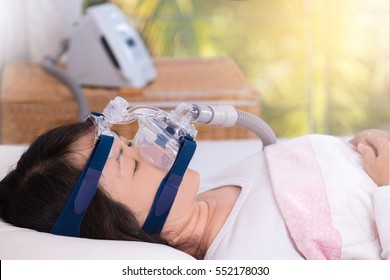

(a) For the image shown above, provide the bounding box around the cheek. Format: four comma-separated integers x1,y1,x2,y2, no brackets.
100,163,128,194
99,175,130,206
133,169,166,197
128,169,167,221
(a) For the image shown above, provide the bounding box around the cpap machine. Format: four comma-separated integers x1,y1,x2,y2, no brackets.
64,3,157,89
42,3,157,119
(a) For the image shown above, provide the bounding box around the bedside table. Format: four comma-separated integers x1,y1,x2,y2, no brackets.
0,57,260,144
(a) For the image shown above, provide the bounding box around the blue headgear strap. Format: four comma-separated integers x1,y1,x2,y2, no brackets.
142,135,196,235
50,134,114,237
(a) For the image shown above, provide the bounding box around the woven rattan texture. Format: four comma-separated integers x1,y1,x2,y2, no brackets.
1,57,260,144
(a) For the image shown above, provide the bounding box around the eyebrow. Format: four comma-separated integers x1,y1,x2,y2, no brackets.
115,146,123,174
117,146,123,159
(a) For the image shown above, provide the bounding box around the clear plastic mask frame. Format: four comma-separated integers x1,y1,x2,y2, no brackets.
97,96,198,171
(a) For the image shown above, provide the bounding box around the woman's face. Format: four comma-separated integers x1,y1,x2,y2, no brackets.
76,133,200,230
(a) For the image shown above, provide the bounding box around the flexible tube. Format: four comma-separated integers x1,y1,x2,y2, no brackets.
235,109,277,146
192,104,277,147
41,40,90,121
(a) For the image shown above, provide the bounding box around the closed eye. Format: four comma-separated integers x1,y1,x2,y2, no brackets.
117,147,123,163
134,160,139,172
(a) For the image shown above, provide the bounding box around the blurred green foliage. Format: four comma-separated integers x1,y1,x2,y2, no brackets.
87,0,389,137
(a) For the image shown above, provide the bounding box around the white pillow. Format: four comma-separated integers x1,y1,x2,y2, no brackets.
0,145,26,179
0,219,193,259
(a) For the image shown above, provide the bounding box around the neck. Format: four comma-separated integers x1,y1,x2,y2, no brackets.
162,185,240,259
164,200,216,259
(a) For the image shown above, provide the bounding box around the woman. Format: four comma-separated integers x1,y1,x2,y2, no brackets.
0,116,388,260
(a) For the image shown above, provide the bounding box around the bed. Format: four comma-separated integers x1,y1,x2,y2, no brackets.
0,139,263,259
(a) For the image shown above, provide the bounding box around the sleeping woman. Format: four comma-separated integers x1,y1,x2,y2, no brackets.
0,113,388,260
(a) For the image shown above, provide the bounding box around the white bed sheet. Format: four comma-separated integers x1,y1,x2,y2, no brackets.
0,139,263,259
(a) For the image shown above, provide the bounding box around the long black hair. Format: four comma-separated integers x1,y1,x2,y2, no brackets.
0,121,167,245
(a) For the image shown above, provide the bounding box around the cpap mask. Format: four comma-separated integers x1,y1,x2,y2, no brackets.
51,96,276,237
100,96,198,171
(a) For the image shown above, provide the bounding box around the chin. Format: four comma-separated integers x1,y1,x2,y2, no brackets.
178,169,200,198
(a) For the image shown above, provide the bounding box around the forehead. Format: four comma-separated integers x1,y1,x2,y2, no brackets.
74,131,126,158
74,131,95,150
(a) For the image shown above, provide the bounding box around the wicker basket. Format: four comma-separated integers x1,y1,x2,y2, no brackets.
1,57,260,144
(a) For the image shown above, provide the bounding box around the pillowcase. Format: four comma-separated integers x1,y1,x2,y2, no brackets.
0,218,193,259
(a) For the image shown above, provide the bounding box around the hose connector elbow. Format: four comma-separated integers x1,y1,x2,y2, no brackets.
193,104,238,127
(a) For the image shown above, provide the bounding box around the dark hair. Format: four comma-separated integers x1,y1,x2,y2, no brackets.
0,121,167,245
